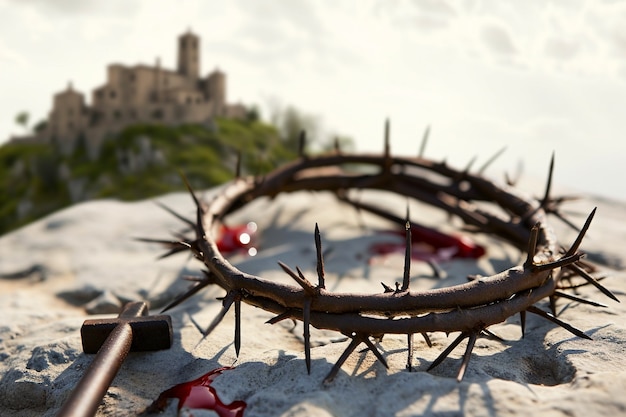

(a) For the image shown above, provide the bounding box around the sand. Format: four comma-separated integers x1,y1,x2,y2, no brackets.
1,184,625,417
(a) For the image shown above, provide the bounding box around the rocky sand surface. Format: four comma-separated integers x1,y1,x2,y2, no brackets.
1,185,625,417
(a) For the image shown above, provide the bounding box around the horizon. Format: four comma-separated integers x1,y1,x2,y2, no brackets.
2,1,625,201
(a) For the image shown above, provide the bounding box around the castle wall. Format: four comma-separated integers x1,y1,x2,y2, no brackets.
30,31,245,160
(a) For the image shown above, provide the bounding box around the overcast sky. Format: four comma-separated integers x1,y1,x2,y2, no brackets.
2,0,626,201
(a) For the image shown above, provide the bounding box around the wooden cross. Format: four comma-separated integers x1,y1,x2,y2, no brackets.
56,301,172,417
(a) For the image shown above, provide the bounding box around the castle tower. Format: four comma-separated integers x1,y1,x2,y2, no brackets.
177,30,200,80
207,68,226,113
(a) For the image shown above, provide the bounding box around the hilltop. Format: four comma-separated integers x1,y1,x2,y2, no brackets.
0,118,298,235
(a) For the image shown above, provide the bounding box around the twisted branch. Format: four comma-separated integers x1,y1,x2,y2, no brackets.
151,137,618,383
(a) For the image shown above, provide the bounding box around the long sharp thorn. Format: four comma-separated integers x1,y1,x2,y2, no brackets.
278,262,316,296
234,297,241,357
526,306,592,340
180,172,208,239
533,253,582,272
457,332,478,382
421,332,433,347
303,298,312,374
540,152,555,208
265,310,293,325
161,278,213,313
407,334,414,371
427,332,467,371
567,263,620,302
384,118,390,160
314,223,326,289
323,336,362,384
565,208,596,256
402,207,411,291
554,291,608,308
296,266,318,296
418,125,430,158
520,310,526,338
203,291,236,337
550,295,557,316
363,337,389,369
478,146,507,175
464,156,477,174
481,328,504,342
554,211,582,233
526,223,539,265
154,201,195,227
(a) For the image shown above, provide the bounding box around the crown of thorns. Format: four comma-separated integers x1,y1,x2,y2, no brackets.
144,124,618,384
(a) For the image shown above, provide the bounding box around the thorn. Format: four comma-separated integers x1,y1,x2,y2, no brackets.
381,282,394,293
161,275,214,313
567,263,620,303
265,310,294,325
234,297,241,356
154,201,195,227
565,208,596,257
180,172,208,240
457,332,478,382
526,305,592,340
481,328,505,342
421,332,433,347
526,223,539,266
549,295,557,316
402,208,411,291
533,253,582,272
277,262,317,296
303,298,312,375
427,332,467,372
540,152,555,209
418,125,430,158
323,335,362,384
520,310,526,338
554,291,608,308
314,223,326,289
406,333,414,371
384,118,390,160
463,156,477,174
363,337,389,369
203,291,236,338
477,146,506,175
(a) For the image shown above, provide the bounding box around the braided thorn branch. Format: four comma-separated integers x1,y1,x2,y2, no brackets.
151,145,617,383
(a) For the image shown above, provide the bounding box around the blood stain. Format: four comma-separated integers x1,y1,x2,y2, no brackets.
149,367,246,416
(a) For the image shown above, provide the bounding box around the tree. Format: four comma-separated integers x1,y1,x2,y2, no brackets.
15,111,30,134
267,100,319,152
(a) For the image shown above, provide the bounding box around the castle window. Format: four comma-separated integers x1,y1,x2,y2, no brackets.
110,90,116,99
152,109,164,119
186,96,192,104
114,110,122,120
129,73,135,82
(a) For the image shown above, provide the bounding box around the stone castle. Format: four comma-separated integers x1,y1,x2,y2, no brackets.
13,30,246,159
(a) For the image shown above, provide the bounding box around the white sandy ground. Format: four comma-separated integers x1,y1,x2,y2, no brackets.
1,180,625,417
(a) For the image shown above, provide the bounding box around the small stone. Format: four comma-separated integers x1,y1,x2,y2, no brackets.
0,369,48,409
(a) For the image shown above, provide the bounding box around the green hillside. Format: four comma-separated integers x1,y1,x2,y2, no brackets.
0,118,298,235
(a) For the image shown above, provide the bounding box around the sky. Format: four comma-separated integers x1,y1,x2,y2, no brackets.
2,0,626,201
